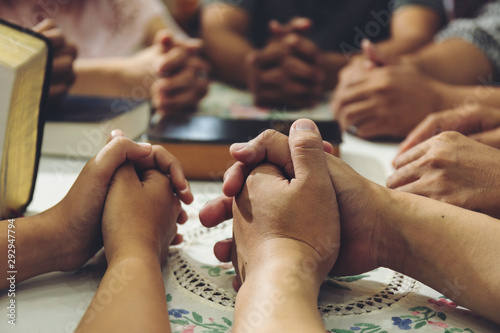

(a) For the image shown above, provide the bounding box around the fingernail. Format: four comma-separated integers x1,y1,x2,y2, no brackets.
231,142,248,152
111,129,124,138
293,119,316,131
139,142,152,150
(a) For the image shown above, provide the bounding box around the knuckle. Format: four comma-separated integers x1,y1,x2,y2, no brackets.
292,134,322,151
436,130,461,142
110,136,130,148
259,128,283,143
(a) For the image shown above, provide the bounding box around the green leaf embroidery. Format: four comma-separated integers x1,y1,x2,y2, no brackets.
409,306,432,312
201,265,223,277
331,329,354,333
437,312,447,321
171,319,189,325
414,321,427,329
333,274,370,282
193,312,203,323
325,280,351,291
166,294,173,302
222,317,232,326
354,323,378,328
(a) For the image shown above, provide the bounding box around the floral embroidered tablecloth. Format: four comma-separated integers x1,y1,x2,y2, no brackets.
162,85,500,333
3,84,498,333
164,215,500,333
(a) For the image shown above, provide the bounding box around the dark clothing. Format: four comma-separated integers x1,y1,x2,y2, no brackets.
217,0,397,52
212,0,463,53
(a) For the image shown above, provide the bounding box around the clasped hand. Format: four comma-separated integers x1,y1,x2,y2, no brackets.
247,18,325,109
200,119,390,291
49,130,193,271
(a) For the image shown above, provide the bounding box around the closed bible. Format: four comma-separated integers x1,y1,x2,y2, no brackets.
0,19,52,218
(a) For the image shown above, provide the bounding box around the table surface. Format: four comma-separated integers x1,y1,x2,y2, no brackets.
1,132,499,333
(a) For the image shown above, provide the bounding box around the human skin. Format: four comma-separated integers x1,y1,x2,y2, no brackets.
69,18,210,116
76,161,182,332
333,19,497,139
388,131,500,219
335,4,442,93
0,131,192,291
397,104,500,155
230,121,340,332
333,59,444,138
202,3,441,111
247,25,326,109
33,19,77,106
200,119,500,325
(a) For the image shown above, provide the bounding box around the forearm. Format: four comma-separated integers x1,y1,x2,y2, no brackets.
406,39,493,85
234,258,325,333
435,84,500,110
376,6,441,56
71,58,144,97
380,189,500,322
0,212,62,290
201,4,253,87
77,253,170,332
202,29,254,87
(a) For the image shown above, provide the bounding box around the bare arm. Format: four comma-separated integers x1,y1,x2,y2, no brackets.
204,120,500,324
235,258,325,333
376,5,442,56
407,39,493,85
77,159,183,332
76,255,171,333
1,214,64,290
201,3,253,87
70,16,167,97
380,189,500,321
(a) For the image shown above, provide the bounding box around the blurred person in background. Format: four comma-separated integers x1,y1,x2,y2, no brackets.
333,0,498,139
201,0,443,109
0,0,210,116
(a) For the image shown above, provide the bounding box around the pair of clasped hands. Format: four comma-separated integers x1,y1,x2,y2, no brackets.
247,18,326,109
32,18,209,115
8,120,500,331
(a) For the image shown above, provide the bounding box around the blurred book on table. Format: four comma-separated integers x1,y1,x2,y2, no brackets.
148,83,341,180
41,96,151,158
0,19,52,218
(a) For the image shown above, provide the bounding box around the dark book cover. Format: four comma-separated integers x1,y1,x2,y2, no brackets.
47,96,148,122
147,115,342,145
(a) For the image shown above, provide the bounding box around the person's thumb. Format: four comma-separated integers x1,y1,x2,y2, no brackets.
361,39,393,67
288,119,330,184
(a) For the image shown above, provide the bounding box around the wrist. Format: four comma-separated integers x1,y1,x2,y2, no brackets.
105,241,162,267
244,238,330,290
372,188,411,273
235,255,325,333
9,213,62,280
